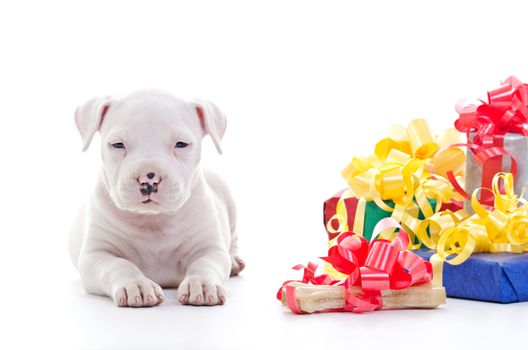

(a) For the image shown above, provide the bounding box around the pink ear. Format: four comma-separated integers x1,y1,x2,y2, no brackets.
195,105,206,129
74,96,112,151
194,99,227,154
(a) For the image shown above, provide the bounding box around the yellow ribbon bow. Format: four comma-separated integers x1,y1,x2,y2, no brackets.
330,119,465,241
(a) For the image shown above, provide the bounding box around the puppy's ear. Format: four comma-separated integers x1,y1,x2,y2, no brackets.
193,99,227,155
74,96,112,151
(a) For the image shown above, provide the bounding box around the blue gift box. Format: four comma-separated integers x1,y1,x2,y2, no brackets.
414,249,528,303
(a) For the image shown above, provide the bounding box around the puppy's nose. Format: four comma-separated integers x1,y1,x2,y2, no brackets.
138,172,162,196
138,172,161,185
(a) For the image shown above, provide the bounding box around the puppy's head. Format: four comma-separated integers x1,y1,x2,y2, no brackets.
75,90,226,214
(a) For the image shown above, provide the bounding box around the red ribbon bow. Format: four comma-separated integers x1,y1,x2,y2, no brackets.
278,218,433,313
455,76,528,137
453,76,526,204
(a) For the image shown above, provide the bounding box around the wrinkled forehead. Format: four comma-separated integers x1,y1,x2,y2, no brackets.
101,94,202,140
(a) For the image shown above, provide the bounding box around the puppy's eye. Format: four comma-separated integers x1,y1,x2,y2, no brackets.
111,142,126,149
175,141,189,149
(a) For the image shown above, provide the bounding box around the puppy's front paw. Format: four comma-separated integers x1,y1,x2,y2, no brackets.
111,277,165,308
177,276,225,306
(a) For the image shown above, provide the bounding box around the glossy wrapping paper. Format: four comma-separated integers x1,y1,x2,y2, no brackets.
415,249,528,303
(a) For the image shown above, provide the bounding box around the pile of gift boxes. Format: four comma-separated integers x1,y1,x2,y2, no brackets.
323,76,528,303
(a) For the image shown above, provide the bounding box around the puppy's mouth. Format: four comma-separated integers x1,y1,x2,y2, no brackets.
141,198,160,204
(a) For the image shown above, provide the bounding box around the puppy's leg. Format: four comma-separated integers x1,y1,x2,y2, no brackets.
177,248,230,306
229,236,245,277
203,169,245,277
223,185,245,276
79,251,165,307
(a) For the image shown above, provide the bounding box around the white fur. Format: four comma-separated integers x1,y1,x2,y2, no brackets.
69,90,242,307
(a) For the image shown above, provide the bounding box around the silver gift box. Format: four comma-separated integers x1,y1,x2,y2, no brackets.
464,132,528,211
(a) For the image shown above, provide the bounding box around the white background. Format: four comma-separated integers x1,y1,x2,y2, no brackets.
1,0,528,349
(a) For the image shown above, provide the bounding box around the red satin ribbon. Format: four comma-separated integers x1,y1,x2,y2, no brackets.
277,218,433,314
455,76,527,204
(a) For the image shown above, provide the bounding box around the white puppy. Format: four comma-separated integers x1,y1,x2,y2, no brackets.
69,90,244,307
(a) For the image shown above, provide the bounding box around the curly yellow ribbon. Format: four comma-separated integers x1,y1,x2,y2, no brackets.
330,119,465,244
425,173,528,264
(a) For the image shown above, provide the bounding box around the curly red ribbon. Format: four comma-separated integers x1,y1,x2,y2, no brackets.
277,218,433,313
454,76,527,204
